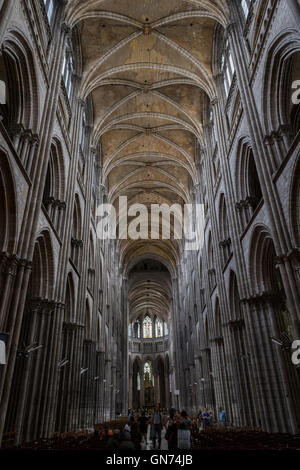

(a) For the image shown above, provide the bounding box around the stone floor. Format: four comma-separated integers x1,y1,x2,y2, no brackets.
140,425,168,450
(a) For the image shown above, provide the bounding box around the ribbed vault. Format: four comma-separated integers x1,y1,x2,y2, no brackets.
64,0,229,270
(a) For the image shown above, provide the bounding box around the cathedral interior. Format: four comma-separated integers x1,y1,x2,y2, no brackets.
0,0,299,447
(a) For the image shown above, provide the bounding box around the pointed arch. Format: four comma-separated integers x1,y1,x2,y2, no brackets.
28,230,55,300
229,271,241,321
0,149,17,253
218,193,231,267
290,155,300,247
263,29,300,142
1,28,39,137
65,272,75,323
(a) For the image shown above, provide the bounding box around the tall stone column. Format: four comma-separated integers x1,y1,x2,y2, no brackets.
226,19,300,329
140,372,144,408
128,372,133,410
110,365,116,419
104,359,111,421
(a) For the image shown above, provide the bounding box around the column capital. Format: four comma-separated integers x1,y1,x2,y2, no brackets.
61,22,71,37
77,98,86,109
226,22,236,38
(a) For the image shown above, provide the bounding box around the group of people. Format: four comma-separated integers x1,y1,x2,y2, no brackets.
127,407,193,450
102,406,227,451
197,407,227,429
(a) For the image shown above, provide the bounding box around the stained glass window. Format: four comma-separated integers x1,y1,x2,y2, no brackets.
143,315,152,338
221,40,235,97
62,40,74,99
155,318,163,338
133,319,141,338
137,372,140,391
43,0,54,23
241,0,251,19
144,361,153,384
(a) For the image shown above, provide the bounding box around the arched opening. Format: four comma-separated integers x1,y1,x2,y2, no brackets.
143,315,152,339
207,232,216,292
264,33,300,157
0,31,39,174
219,194,231,268
290,156,300,247
42,140,65,236
70,195,82,269
236,139,263,231
87,233,95,294
144,360,154,408
0,150,17,254
249,226,300,432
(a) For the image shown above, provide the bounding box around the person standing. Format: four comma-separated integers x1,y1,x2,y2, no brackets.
128,409,135,423
138,411,149,443
177,410,192,450
165,415,178,450
151,406,162,449
202,409,210,429
219,407,227,428
197,410,203,431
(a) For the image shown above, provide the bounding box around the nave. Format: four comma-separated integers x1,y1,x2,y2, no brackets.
0,0,299,449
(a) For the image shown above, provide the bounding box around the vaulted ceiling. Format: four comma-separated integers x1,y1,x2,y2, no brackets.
65,1,230,271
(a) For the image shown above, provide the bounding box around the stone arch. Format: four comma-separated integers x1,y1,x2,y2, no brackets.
249,225,296,338
43,139,65,204
0,29,39,175
235,137,263,229
27,230,55,300
229,270,241,321
0,149,17,253
64,272,75,323
87,231,95,293
249,225,277,294
248,225,300,431
42,138,66,233
263,29,300,144
290,155,300,247
218,193,231,267
70,194,83,268
85,298,92,339
207,231,216,292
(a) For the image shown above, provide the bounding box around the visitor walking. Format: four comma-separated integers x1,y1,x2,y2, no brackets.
151,406,163,449
202,409,210,429
165,415,178,450
138,411,149,443
177,410,192,450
